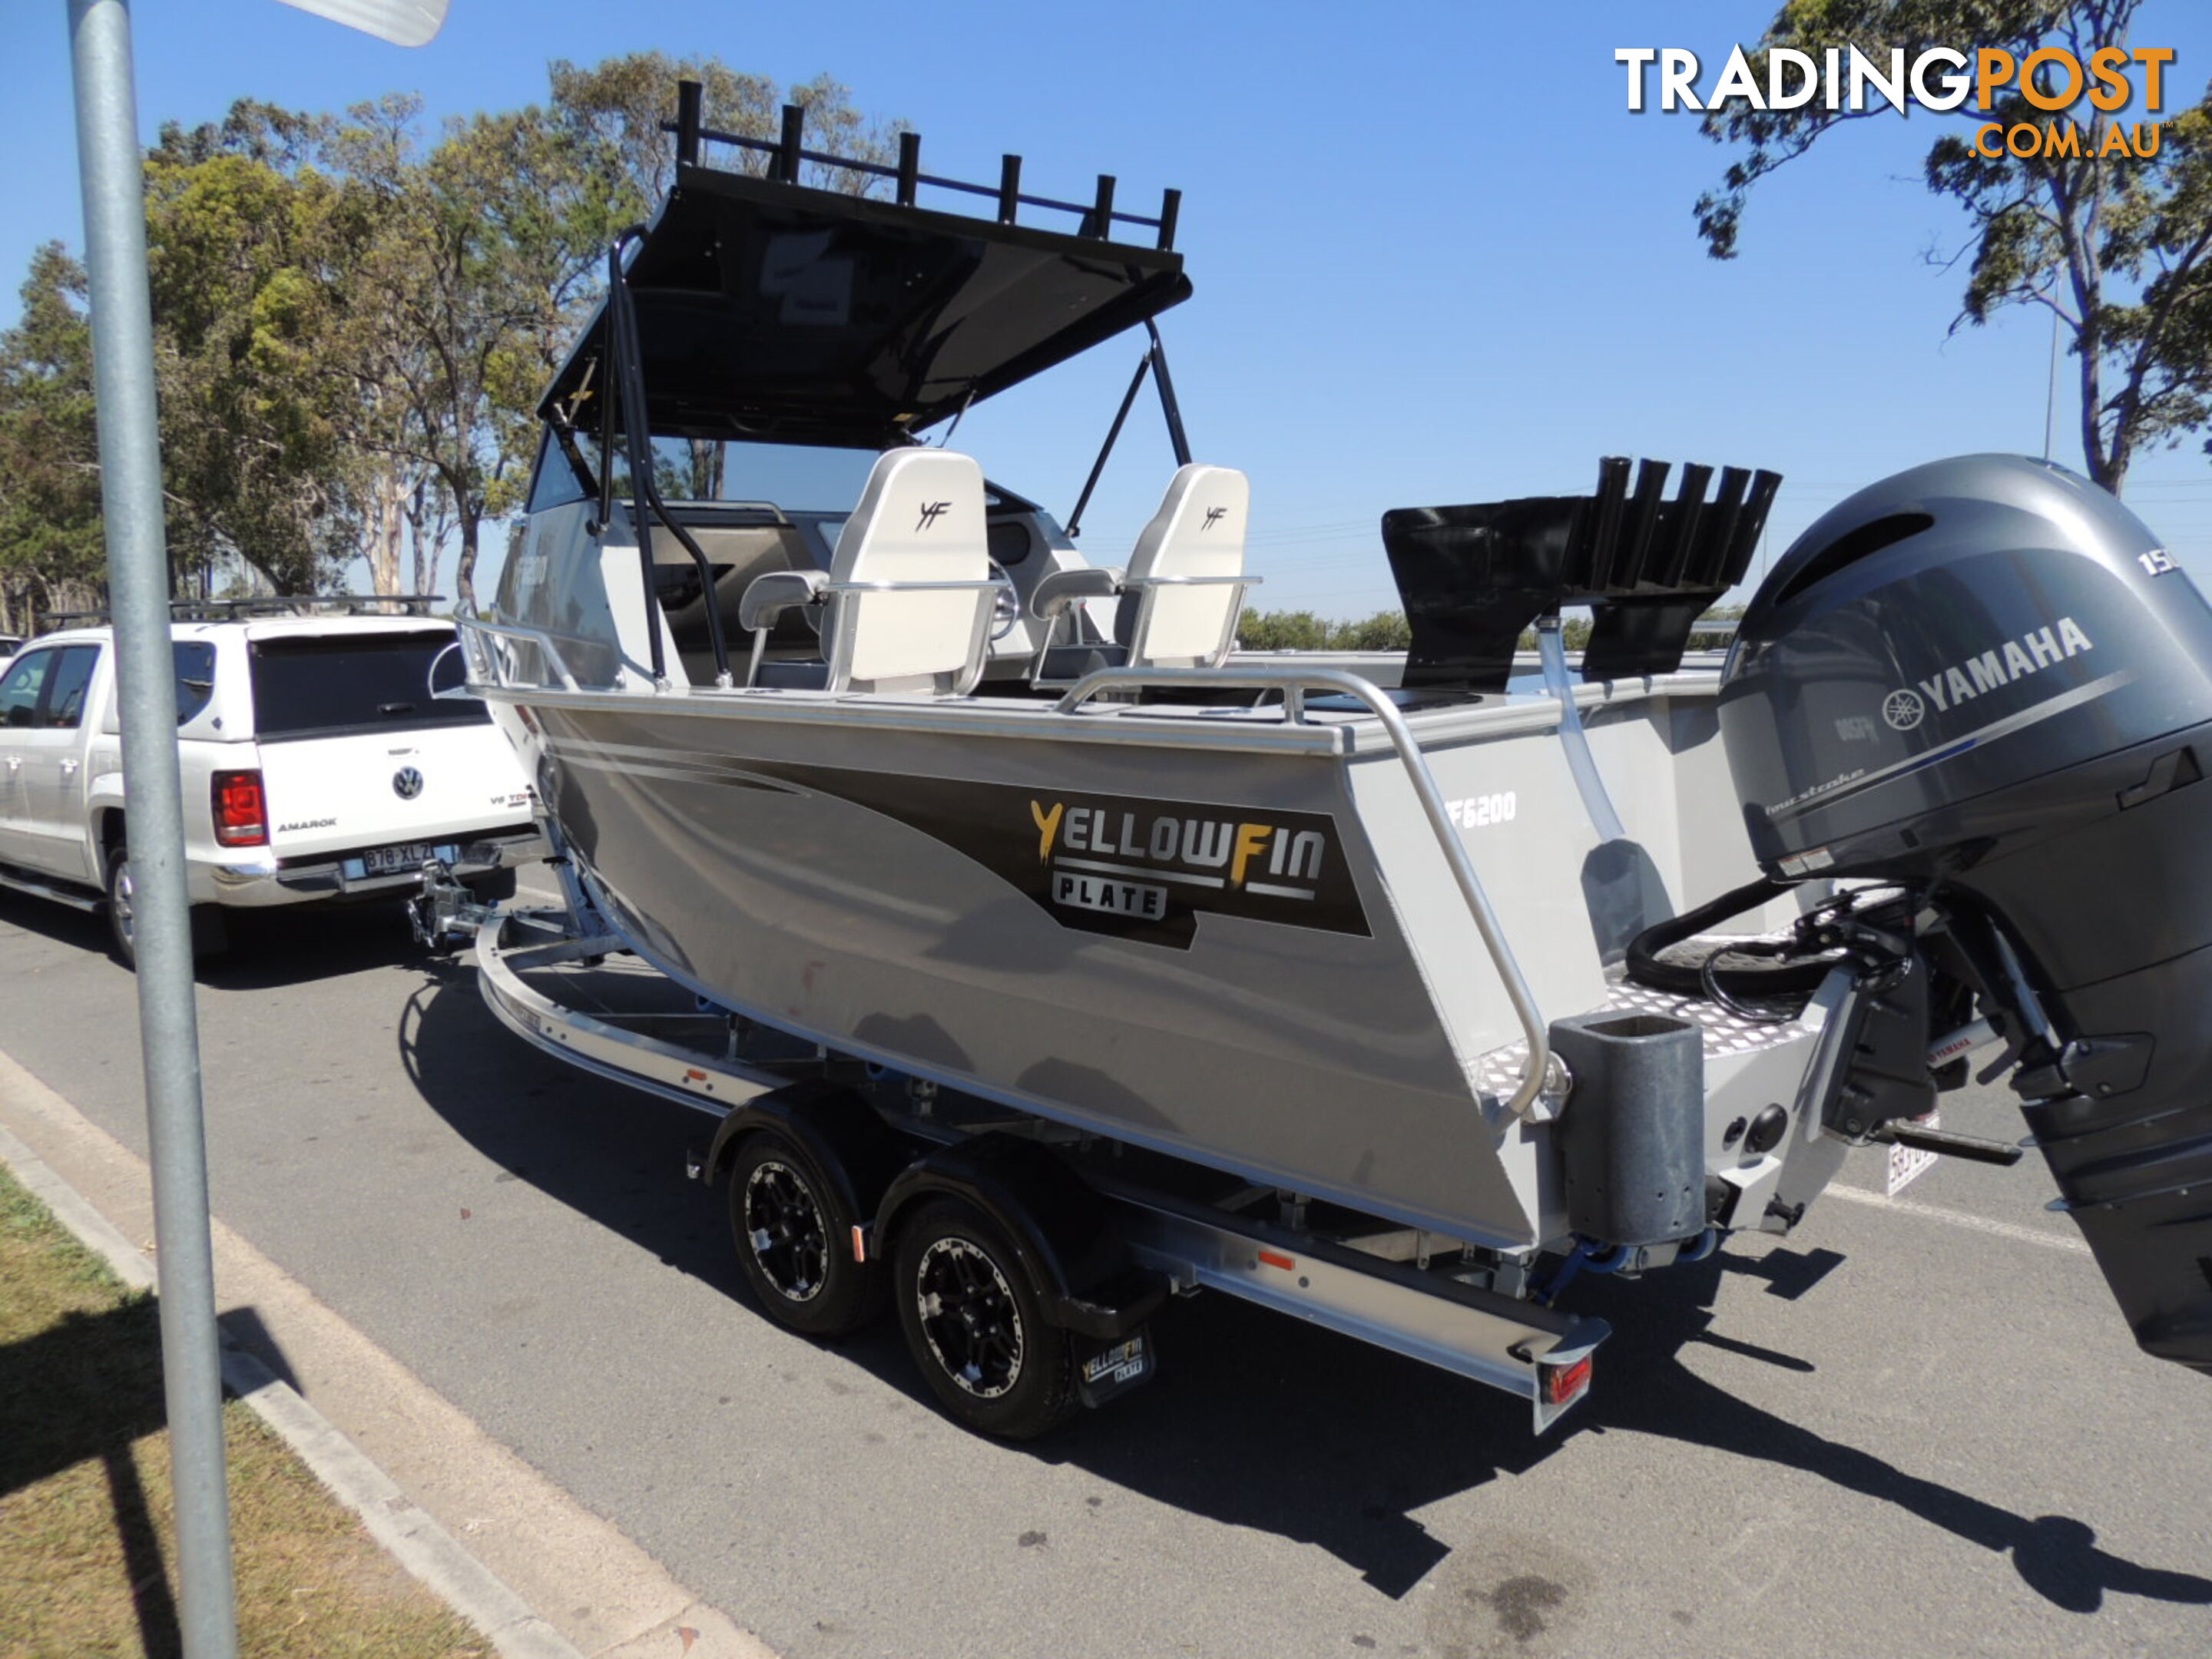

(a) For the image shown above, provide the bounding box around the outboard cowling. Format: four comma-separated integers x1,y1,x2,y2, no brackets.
1720,453,2212,1376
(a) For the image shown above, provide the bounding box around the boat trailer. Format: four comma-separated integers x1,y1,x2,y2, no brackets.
449,876,1610,1435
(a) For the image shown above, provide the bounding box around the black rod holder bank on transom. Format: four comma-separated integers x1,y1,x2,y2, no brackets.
1379,457,1781,693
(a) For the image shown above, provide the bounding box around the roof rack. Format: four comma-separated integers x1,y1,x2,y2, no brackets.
663,80,1181,249
44,595,446,626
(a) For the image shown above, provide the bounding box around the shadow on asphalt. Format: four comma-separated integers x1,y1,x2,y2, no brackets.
0,884,426,988
394,968,2212,1615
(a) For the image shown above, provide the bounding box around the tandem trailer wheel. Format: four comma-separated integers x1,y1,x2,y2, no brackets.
892,1197,1080,1440
726,1129,884,1339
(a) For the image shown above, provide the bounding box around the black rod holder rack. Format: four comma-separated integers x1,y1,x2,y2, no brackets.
664,80,1180,248
1380,455,1783,692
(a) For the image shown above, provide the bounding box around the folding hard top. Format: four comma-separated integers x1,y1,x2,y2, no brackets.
539,163,1191,448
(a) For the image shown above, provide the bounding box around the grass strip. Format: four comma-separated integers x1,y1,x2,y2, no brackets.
0,1161,488,1658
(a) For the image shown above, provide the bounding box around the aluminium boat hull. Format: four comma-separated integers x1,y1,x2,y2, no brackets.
488,676,1820,1250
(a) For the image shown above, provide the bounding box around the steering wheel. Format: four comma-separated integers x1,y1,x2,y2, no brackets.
988,560,1022,642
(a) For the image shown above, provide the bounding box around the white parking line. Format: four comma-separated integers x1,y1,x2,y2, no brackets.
1823,1181,2091,1255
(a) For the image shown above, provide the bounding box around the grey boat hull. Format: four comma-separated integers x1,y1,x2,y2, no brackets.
493,674,1827,1251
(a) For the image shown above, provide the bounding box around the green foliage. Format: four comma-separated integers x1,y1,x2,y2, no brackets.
0,55,894,621
548,53,902,217
1697,0,2212,492
1237,608,1413,651
144,137,366,594
0,246,105,633
1237,606,1740,654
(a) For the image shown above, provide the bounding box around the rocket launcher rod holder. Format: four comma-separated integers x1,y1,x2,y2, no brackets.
1380,456,1782,692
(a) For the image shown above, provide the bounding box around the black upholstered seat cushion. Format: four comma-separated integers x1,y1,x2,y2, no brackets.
753,658,832,690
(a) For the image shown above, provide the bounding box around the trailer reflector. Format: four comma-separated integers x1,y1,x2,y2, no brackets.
1257,1248,1296,1271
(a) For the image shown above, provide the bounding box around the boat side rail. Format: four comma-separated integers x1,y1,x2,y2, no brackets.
1055,664,1559,1118
457,615,589,694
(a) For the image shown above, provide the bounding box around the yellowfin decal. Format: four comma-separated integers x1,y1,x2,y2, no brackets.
1030,798,1065,863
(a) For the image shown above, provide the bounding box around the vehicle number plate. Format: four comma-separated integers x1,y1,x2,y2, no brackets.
361,842,450,876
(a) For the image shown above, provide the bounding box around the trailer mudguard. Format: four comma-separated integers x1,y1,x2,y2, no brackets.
703,1078,912,1225
876,1133,1167,1340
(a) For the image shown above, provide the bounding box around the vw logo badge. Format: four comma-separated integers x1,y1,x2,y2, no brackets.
1882,689,1926,732
392,767,425,800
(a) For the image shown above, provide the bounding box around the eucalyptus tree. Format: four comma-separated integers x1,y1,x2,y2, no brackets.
141,123,366,593
0,245,105,630
1697,0,2212,492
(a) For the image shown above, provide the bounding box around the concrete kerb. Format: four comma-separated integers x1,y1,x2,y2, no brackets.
0,1039,781,1659
0,1117,583,1659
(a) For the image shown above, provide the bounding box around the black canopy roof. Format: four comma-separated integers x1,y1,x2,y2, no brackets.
539,162,1191,448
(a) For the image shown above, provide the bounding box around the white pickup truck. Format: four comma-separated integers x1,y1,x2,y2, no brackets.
0,611,543,962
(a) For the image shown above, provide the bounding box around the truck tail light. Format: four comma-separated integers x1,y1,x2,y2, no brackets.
213,770,268,847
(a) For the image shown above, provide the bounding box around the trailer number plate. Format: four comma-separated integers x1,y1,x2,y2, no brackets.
1888,1109,1941,1196
1053,871,1167,921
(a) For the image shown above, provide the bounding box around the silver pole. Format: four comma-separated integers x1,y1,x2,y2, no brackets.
67,3,238,1655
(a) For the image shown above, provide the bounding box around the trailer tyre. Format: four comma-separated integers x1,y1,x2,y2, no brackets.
727,1131,880,1338
893,1198,1078,1440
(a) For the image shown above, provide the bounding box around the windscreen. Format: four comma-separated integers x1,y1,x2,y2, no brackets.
249,632,487,740
563,432,882,512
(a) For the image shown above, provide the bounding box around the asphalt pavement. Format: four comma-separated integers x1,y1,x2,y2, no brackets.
1,885,2207,1659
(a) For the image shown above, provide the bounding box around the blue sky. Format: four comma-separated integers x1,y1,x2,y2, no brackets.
11,0,2212,611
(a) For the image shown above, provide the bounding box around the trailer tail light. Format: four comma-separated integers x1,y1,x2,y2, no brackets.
212,770,268,847
1541,1353,1593,1409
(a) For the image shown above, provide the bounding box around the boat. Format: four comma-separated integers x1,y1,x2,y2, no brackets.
456,84,2212,1435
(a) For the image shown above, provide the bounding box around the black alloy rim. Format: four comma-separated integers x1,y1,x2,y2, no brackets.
743,1159,829,1303
913,1236,1025,1398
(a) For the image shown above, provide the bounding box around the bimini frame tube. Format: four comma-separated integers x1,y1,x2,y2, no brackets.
1055,664,1557,1118
1067,320,1191,541
604,227,735,687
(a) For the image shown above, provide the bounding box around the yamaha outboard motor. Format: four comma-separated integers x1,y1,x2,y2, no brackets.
1720,453,2212,1376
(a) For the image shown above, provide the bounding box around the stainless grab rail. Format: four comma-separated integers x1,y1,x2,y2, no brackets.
1055,664,1558,1118
455,616,588,693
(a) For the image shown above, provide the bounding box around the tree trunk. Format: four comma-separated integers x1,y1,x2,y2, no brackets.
406,477,434,598
367,465,406,594
2071,306,2134,497
454,509,479,612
